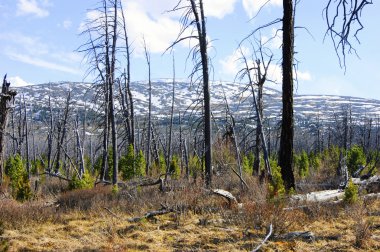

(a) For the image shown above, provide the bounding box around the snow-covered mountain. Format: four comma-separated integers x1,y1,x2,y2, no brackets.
13,81,380,125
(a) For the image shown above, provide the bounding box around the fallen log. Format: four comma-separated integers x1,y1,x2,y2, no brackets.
352,175,380,193
291,189,344,203
276,231,315,242
128,204,175,222
212,189,238,204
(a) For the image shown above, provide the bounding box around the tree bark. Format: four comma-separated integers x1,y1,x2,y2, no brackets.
54,91,70,174
189,0,212,188
0,75,16,182
144,41,152,176
279,0,295,191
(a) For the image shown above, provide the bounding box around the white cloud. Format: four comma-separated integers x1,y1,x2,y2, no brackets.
62,19,72,30
242,0,282,19
0,32,48,55
6,52,81,75
16,0,49,18
81,0,235,56
297,71,312,81
125,2,182,54
8,76,33,87
203,0,238,19
220,47,250,77
0,32,82,75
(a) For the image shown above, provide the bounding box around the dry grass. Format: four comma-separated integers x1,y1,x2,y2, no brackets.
0,176,380,251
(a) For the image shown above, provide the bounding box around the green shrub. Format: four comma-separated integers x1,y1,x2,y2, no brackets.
309,152,321,171
347,145,366,175
112,184,119,195
15,175,33,202
135,150,146,177
321,146,341,171
5,155,32,201
119,144,135,180
68,170,95,190
344,179,359,204
268,159,285,198
298,151,309,178
242,153,253,174
189,155,202,179
169,155,181,179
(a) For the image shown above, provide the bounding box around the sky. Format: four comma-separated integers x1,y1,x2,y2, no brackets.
0,0,379,99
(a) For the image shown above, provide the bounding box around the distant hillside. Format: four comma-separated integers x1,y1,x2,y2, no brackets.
13,81,380,126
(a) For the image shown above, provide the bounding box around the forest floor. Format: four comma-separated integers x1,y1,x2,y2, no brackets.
1,178,380,251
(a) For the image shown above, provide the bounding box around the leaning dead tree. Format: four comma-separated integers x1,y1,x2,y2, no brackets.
168,0,212,187
0,75,16,183
324,0,373,68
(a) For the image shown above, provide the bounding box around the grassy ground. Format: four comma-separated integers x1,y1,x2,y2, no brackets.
0,178,380,251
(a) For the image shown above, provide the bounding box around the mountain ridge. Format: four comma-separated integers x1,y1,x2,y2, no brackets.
12,81,380,125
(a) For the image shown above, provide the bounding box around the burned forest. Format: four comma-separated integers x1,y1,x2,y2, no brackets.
0,0,379,251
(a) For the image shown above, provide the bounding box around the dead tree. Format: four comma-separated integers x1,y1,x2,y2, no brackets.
237,46,272,180
79,0,120,184
169,0,212,187
143,40,152,176
75,112,85,177
120,1,134,149
47,92,54,173
54,91,71,174
0,75,16,182
165,55,176,181
324,0,373,68
279,0,296,190
23,95,30,178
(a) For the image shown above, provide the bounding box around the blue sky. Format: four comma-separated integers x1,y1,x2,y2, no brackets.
0,0,379,99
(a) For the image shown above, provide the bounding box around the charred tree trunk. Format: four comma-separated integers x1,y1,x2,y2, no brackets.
23,95,30,178
120,1,134,149
144,41,152,176
166,56,176,181
47,92,54,173
0,75,16,182
190,0,212,188
254,66,264,176
279,0,296,190
54,91,70,174
109,0,118,185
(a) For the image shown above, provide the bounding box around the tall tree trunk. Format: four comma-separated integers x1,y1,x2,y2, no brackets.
75,113,85,178
109,0,118,185
144,41,152,176
54,91,71,174
120,1,134,149
0,75,16,183
190,0,212,188
23,95,30,178
47,92,54,173
279,0,295,190
254,78,264,176
166,56,176,180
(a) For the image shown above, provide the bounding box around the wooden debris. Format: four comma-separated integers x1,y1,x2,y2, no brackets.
276,231,315,242
353,175,380,193
128,204,175,222
291,189,344,203
212,189,238,205
252,224,273,252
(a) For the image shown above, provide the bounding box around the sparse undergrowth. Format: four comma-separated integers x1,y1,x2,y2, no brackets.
0,175,379,251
